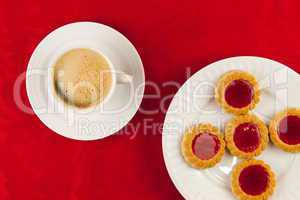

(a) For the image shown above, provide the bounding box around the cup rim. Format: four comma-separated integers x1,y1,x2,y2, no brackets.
47,44,117,112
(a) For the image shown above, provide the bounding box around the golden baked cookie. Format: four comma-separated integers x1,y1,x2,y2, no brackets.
225,114,269,159
231,160,276,200
181,123,225,169
269,108,300,152
215,70,260,115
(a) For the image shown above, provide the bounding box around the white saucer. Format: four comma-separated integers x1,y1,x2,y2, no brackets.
26,22,145,140
162,56,300,199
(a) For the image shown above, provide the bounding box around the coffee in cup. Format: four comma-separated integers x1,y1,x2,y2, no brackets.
52,48,113,108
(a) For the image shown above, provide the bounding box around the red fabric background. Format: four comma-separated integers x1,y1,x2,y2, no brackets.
1,0,300,199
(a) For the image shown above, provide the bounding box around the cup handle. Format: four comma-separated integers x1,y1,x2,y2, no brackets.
116,71,133,84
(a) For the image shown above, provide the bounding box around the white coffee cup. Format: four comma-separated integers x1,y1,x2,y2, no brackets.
47,40,133,112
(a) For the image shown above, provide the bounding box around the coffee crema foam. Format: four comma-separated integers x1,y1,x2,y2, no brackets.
53,48,113,108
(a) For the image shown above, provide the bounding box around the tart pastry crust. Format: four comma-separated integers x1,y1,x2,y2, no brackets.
225,114,269,159
269,108,300,152
215,70,260,115
181,123,225,169
231,160,276,200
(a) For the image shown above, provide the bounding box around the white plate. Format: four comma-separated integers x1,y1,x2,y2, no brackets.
162,56,300,200
26,22,145,140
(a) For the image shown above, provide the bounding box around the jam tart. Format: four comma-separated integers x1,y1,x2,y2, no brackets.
215,70,260,115
181,123,225,169
231,159,276,200
269,108,300,152
225,114,269,159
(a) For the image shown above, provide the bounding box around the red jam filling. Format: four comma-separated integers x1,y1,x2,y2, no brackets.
233,123,260,153
239,165,269,195
224,79,254,108
278,115,300,145
192,133,220,160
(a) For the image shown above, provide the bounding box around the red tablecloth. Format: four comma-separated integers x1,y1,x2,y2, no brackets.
1,1,300,199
